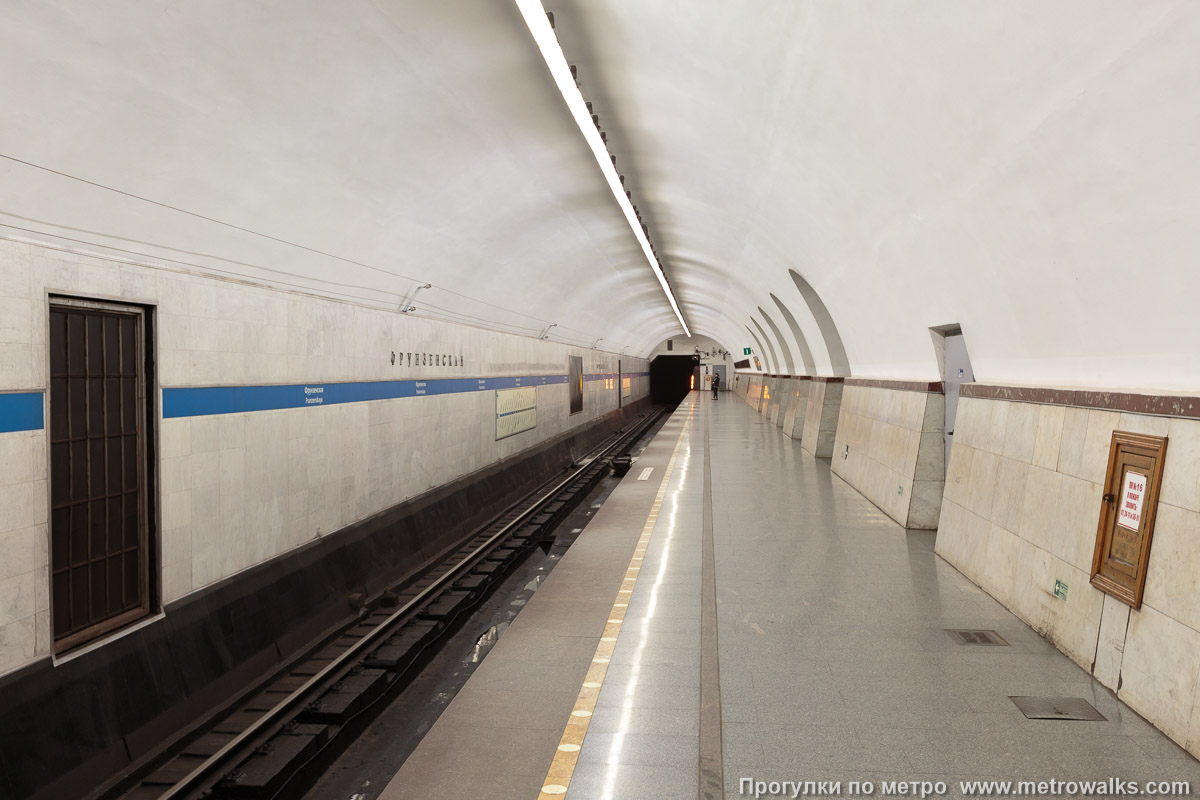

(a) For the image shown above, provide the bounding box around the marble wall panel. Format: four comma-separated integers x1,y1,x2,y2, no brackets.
831,385,944,530
935,393,1200,759
0,238,649,677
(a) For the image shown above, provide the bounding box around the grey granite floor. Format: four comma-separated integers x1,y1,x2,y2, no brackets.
383,396,1200,800
709,397,1200,798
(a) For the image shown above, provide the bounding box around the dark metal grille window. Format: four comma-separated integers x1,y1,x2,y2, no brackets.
49,301,150,650
568,356,583,415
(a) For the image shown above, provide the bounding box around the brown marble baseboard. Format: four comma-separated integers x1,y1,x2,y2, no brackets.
844,377,944,393
961,384,1200,420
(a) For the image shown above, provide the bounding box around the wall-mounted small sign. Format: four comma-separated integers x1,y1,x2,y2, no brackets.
1090,431,1168,609
1054,579,1069,601
398,351,466,368
496,387,537,440
1117,471,1147,532
743,347,752,355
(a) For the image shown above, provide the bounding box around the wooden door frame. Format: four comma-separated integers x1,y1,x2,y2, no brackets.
1089,430,1168,609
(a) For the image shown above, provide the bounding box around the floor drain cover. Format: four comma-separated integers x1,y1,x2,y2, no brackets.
1010,696,1107,721
946,629,1009,646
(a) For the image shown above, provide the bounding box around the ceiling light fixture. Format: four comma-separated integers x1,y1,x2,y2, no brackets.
514,0,691,336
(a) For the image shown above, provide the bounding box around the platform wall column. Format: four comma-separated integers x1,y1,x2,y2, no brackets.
759,377,774,414
773,378,796,428
832,381,946,529
781,378,810,442
750,376,765,411
766,377,784,423
801,378,843,458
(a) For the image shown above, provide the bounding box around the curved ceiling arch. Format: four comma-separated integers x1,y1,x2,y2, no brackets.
657,254,814,363
757,307,795,374
5,4,1200,390
788,270,851,377
0,1,685,362
749,317,780,374
745,325,774,373
768,294,816,376
552,4,1200,391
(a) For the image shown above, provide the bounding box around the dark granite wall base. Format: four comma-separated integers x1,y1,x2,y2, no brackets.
0,398,650,800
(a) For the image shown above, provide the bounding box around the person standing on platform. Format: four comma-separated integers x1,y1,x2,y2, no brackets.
711,371,720,399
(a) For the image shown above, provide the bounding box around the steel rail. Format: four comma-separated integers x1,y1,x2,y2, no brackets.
155,410,661,800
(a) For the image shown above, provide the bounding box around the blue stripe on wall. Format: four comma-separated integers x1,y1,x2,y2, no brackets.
163,371,641,419
0,393,44,433
0,373,652,427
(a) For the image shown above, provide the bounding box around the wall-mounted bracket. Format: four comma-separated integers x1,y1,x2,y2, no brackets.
399,283,431,314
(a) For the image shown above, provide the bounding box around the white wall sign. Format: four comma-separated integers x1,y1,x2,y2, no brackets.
496,387,537,440
1117,470,1147,532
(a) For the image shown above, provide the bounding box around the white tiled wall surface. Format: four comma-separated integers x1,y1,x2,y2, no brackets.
936,395,1200,758
832,385,945,529
0,429,48,674
0,238,649,677
801,381,843,458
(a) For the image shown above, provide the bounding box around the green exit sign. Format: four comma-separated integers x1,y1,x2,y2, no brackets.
743,347,752,355
1054,579,1068,601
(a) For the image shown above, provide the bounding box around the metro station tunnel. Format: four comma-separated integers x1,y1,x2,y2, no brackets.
2,3,1200,800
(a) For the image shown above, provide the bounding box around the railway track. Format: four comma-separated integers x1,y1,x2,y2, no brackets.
109,407,667,800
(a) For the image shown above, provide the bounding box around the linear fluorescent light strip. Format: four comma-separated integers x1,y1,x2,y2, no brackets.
514,0,691,337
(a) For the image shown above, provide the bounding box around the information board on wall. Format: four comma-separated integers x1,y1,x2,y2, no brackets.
621,376,631,399
496,386,537,440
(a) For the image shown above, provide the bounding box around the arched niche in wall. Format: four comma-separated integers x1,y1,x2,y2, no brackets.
767,294,816,375
788,269,851,377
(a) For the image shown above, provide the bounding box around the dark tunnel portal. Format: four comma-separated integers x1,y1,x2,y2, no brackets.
650,355,698,405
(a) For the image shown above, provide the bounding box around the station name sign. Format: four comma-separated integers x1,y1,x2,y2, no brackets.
392,351,465,368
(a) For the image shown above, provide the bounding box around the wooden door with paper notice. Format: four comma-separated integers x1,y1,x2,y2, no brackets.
1090,431,1167,608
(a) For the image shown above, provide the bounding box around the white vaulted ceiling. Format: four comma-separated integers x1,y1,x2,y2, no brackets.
2,1,1199,389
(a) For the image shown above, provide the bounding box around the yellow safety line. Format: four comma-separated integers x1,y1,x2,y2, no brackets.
537,402,694,798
